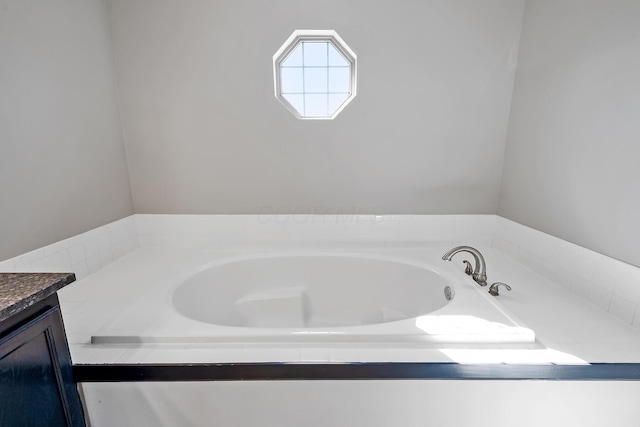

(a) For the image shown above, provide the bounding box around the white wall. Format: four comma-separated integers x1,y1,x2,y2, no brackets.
0,0,134,260
499,0,640,267
105,0,524,215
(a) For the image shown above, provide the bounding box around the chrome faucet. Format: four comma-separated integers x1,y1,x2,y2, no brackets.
442,245,488,286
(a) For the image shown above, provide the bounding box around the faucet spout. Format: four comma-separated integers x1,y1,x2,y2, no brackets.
442,245,488,286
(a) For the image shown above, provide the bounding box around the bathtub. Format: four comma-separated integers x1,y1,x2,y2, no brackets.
91,250,534,344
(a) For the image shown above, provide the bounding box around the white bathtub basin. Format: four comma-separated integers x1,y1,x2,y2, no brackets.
173,255,453,328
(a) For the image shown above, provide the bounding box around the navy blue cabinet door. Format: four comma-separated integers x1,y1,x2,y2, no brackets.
0,305,85,427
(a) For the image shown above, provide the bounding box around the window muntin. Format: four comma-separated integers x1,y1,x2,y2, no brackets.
273,30,357,120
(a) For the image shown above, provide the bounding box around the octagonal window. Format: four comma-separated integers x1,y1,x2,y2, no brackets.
273,30,357,120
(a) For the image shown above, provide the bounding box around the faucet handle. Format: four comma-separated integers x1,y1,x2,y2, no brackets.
463,260,473,276
488,282,511,296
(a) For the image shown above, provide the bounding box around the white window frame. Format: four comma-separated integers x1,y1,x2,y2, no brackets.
273,30,357,120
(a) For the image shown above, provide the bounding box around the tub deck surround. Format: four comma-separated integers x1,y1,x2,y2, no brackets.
0,272,76,322
0,213,629,366
57,242,640,366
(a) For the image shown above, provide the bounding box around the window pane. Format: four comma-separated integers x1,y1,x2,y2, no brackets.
328,44,349,66
283,94,305,116
303,42,328,66
329,67,350,93
304,94,328,117
281,67,303,93
328,93,349,115
282,44,303,67
274,31,356,119
304,68,328,93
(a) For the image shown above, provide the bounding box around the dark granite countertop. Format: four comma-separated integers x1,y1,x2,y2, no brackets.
0,273,76,323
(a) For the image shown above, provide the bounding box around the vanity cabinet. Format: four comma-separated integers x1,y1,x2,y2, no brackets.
0,276,86,427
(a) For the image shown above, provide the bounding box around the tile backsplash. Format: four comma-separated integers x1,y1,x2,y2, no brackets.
492,217,640,328
2,214,639,327
0,216,138,280
133,214,496,250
